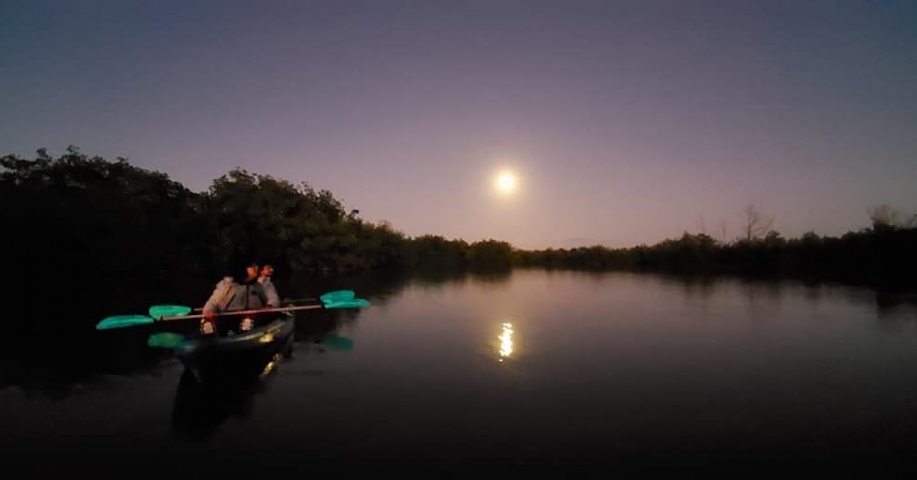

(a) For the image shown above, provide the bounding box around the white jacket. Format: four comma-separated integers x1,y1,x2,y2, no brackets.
258,276,281,307
203,277,274,314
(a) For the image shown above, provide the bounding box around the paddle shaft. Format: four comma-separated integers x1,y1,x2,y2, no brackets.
158,303,324,322
189,297,317,313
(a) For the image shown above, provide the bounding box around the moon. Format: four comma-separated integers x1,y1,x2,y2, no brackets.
495,171,518,195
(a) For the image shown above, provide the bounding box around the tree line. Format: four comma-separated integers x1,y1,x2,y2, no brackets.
3,147,915,305
0,148,513,309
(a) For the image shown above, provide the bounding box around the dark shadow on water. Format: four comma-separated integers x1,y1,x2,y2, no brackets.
0,271,404,399
0,329,176,400
655,272,719,301
656,272,786,308
657,271,917,329
171,361,278,441
875,291,917,330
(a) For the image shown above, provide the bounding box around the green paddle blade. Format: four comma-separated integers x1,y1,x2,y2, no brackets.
149,305,192,319
320,333,354,351
320,290,355,304
96,315,155,330
323,298,371,309
147,332,186,349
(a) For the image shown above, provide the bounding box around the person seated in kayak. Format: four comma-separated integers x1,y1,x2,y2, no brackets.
201,259,271,335
258,262,281,308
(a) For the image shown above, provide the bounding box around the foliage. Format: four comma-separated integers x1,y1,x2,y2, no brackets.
1,146,204,283
3,147,916,335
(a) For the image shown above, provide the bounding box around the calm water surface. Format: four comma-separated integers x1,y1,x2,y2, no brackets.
3,270,917,470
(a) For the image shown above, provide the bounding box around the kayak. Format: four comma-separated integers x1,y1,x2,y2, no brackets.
175,311,295,383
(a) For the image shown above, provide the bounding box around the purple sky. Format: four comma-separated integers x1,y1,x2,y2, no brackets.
2,0,916,249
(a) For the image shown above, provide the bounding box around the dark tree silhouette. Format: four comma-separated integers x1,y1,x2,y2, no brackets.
740,204,775,241
3,147,916,336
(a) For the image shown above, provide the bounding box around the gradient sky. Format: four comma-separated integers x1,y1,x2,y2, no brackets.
2,0,916,249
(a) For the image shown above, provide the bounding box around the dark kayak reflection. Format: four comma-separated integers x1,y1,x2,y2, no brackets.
171,353,285,441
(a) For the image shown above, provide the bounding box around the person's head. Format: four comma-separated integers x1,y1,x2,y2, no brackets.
227,254,260,283
244,261,260,282
260,264,274,278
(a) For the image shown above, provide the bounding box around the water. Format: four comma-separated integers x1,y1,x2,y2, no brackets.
3,270,917,471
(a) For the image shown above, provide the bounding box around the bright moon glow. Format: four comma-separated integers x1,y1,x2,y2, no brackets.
495,171,517,195
498,322,514,361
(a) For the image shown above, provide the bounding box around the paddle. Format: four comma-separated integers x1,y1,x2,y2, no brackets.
320,333,355,351
148,290,356,318
180,297,317,313
97,296,370,330
147,332,186,348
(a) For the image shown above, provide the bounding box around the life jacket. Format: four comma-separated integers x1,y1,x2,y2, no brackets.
217,281,268,312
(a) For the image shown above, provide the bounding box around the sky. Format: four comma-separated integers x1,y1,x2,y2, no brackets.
2,0,916,249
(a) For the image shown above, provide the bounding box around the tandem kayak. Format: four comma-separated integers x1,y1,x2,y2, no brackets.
175,311,295,382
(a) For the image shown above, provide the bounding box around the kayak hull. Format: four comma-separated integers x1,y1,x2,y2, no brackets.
175,312,295,383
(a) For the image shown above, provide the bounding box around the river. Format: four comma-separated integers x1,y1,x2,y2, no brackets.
2,269,917,472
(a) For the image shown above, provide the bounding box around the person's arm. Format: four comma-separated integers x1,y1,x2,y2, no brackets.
203,278,232,315
262,278,281,308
